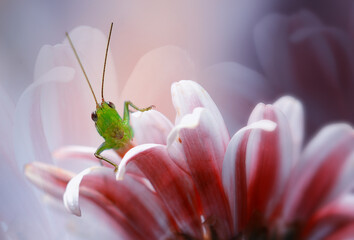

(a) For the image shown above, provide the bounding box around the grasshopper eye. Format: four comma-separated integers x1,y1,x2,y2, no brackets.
91,111,98,122
108,101,115,109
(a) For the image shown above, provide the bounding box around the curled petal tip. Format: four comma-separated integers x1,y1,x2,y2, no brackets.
63,167,101,217
259,119,277,131
63,191,81,217
242,119,277,133
116,159,127,181
115,169,125,181
167,107,206,147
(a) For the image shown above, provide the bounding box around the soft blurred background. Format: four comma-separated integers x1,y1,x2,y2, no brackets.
0,0,353,239
1,0,354,135
1,0,354,133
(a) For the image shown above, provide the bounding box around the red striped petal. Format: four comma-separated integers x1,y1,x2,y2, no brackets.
26,162,174,240
171,80,229,145
118,144,203,239
222,120,277,232
284,124,354,223
25,161,73,199
246,103,293,223
79,171,175,240
301,194,354,239
171,107,233,238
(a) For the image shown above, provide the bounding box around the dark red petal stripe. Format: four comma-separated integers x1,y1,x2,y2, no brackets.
234,131,251,232
223,130,251,232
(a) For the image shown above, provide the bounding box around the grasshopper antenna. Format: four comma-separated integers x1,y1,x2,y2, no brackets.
66,32,99,107
101,22,113,102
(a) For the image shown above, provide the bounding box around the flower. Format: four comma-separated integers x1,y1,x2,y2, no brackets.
2,2,353,239
202,9,354,136
25,80,354,239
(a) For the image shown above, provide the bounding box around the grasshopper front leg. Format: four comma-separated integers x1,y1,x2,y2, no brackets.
123,101,155,122
94,142,118,172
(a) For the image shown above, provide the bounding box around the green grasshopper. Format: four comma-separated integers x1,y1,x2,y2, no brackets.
66,23,153,172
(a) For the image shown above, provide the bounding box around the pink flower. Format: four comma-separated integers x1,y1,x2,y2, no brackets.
2,2,352,239
25,80,354,239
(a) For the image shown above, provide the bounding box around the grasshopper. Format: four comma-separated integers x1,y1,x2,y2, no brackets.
66,23,153,172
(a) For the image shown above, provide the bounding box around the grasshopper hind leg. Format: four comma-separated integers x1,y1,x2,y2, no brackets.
94,143,118,172
123,101,155,122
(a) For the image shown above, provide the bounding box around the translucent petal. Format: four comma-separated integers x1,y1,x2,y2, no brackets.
119,46,195,121
130,110,173,145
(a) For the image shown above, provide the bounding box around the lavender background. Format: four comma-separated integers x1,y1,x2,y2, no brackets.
0,1,353,239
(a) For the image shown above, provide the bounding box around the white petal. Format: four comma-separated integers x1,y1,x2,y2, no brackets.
171,80,229,145
130,110,173,145
167,107,205,147
246,103,294,218
63,166,111,216
167,107,224,173
169,107,233,237
241,120,277,133
116,144,159,180
222,119,276,231
274,96,305,161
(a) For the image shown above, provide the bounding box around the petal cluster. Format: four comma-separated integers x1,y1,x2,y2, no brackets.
26,80,354,239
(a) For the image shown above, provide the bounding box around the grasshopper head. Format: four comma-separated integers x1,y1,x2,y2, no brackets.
91,101,116,122
91,101,122,137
